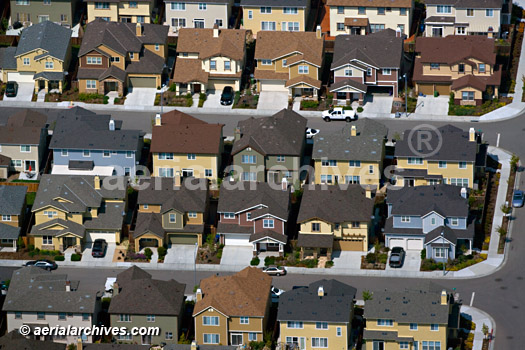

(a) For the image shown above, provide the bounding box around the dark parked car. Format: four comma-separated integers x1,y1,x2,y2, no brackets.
512,190,524,208
92,239,108,258
220,86,234,105
389,247,406,268
5,81,18,97
24,260,58,271
262,265,286,276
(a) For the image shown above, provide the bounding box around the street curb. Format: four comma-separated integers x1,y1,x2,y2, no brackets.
461,305,497,350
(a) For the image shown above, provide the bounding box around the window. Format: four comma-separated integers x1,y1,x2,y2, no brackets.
410,323,418,330
215,19,223,27
449,178,468,187
456,26,466,35
486,9,494,17
434,247,447,258
459,161,467,169
248,10,253,19
129,1,137,7
86,80,96,89
240,317,249,324
370,24,385,33
479,64,486,73
348,160,361,167
299,65,309,74
311,338,328,348
20,145,31,152
377,319,393,326
458,64,465,73
43,211,57,219
203,334,220,344
249,333,257,341
210,60,216,70
261,59,272,65
61,149,68,156
358,6,365,14
369,165,374,174
159,167,174,177
337,6,344,14
224,212,235,219
344,69,352,76
44,61,53,69
462,91,474,101
23,58,30,65
15,312,22,319
83,150,90,157
158,152,174,160
241,155,256,164
263,219,274,228
119,314,131,322
382,68,391,75
287,321,303,328
11,160,22,168
450,217,459,226
320,174,332,184
169,213,176,223
400,342,409,349
261,21,276,30
38,15,49,22
466,8,474,17
337,22,345,31
171,2,185,10
437,5,451,13
312,223,320,232
277,155,285,162
16,0,30,4
336,327,342,336
431,217,436,225
2,215,11,221
407,157,423,164
199,3,206,10
154,44,160,52
204,169,213,177
284,7,298,14
322,159,337,167
282,21,300,31
367,68,372,76
438,161,447,168
118,333,132,341
143,204,149,209
172,18,186,27
187,153,196,160
224,60,231,70
401,216,410,223
147,315,155,322
398,24,405,34
430,63,440,69
165,332,173,340
37,312,45,320
350,221,359,228
400,8,407,15
126,151,133,158
345,175,360,184
378,7,385,14
58,312,67,320
95,2,110,9
430,324,439,331
422,341,441,350
316,322,328,329
261,6,271,13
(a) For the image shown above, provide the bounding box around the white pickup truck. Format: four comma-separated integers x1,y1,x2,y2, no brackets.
321,107,357,122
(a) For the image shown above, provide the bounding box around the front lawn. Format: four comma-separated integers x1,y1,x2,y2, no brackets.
46,90,109,104
448,93,511,116
233,90,259,109
420,252,487,271
155,91,193,107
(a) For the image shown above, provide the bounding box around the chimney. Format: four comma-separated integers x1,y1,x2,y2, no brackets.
281,177,288,191
94,175,101,190
234,127,241,141
461,187,467,199
109,119,115,131
155,113,161,126
65,280,71,292
317,285,324,297
136,22,142,36
440,290,447,305
77,338,83,350
191,340,198,350
175,171,181,187
351,125,357,137
196,288,203,302
365,187,372,199
316,25,322,39
213,23,219,38
113,282,119,296
469,127,476,142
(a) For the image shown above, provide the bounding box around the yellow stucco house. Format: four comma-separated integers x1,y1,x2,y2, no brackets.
240,0,309,36
394,125,485,189
151,110,224,184
297,184,374,259
30,175,126,252
85,0,155,23
254,28,324,97
193,267,272,346
0,21,71,94
364,284,459,350
278,280,356,350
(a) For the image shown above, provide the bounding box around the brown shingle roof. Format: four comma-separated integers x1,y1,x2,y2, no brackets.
177,28,248,61
327,0,412,7
255,31,324,66
285,76,322,89
253,70,288,81
415,36,496,65
193,267,271,317
0,110,47,145
172,59,209,84
450,71,502,91
344,17,369,26
151,110,223,154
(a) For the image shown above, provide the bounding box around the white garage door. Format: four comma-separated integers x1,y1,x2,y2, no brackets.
407,239,423,251
209,79,236,91
86,231,116,244
389,238,406,249
260,80,288,92
224,234,251,246
8,72,35,83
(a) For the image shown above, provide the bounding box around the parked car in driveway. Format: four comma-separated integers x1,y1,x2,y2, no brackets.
220,86,234,105
321,107,356,122
92,239,108,258
262,265,286,276
24,260,58,271
5,81,18,97
512,190,524,208
389,247,405,268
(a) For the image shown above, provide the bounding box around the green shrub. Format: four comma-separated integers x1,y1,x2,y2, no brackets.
144,248,153,260
365,253,376,264
185,97,193,107
250,257,260,266
264,256,276,266
216,249,222,259
71,254,82,262
301,100,319,109
421,249,426,259
249,341,265,350
343,105,353,110
54,255,65,261
103,96,109,104
325,261,334,268
114,98,120,104
78,93,103,102
357,107,364,113
378,253,388,264
301,259,318,268
157,246,167,260
168,83,177,92
233,91,241,105
17,237,25,249
28,244,35,252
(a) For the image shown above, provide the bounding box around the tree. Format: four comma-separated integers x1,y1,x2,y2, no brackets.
500,204,512,215
362,290,373,301
511,154,520,172
482,323,490,339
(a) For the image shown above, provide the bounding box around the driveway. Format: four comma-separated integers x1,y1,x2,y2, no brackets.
385,250,421,272
257,91,288,110
164,244,198,265
415,95,449,115
202,90,233,109
4,82,34,102
221,246,253,265
361,95,393,114
331,250,366,269
125,88,157,106
81,243,116,264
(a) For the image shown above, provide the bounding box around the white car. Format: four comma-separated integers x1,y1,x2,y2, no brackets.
322,107,357,122
271,286,285,296
306,128,319,139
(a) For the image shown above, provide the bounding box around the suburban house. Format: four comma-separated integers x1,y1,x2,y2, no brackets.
232,109,307,184
424,0,503,37
0,21,71,93
164,0,234,35
29,175,127,252
0,186,27,251
109,266,186,344
385,184,474,259
77,19,169,96
325,0,413,37
3,266,100,344
49,107,142,176
297,185,374,259
164,343,237,350
172,27,248,95
134,177,209,251
329,29,403,104
240,0,310,36
394,125,485,189
254,29,324,97
193,267,272,346
217,181,290,253
0,331,66,350
313,118,387,187
413,35,501,105
0,109,48,176
151,111,224,182
278,280,357,350
85,0,156,23
9,0,80,28
364,283,459,350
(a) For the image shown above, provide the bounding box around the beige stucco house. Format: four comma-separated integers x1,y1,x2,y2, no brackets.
85,0,155,23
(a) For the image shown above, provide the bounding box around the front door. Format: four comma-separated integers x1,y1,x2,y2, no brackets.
405,178,415,187
432,27,443,37
194,19,205,28
350,27,361,35
320,248,328,257
38,80,46,91
193,84,201,93
231,334,243,346
63,237,76,249
142,335,152,345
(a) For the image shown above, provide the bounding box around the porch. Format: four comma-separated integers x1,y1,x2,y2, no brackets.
33,71,66,93
344,17,369,35
57,234,82,253
176,82,206,96
100,79,124,97
297,233,334,260
329,79,367,106
249,230,287,257
134,232,164,252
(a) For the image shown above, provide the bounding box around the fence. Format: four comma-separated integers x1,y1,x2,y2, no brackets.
0,182,38,192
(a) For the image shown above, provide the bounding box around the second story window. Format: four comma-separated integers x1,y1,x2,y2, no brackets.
45,61,54,69
430,63,440,69
298,65,309,74
16,0,30,5
478,64,486,73
37,312,45,320
188,212,197,218
203,316,219,325
311,222,320,232
224,60,231,71
224,212,235,219
198,3,206,10
401,216,410,223
241,155,256,164
263,219,274,228
437,5,451,14
377,7,385,15
210,60,217,70
169,213,176,223
87,57,102,65
119,314,131,322
407,157,423,164
129,1,137,7
103,150,111,158
2,215,11,221
322,159,337,167
20,145,31,152
126,151,133,158
23,58,30,65
466,8,474,16
400,8,407,15
61,149,68,156
337,6,344,14
261,59,272,65
458,63,465,73
486,9,494,17
171,2,185,10
459,161,467,169
240,317,249,324
377,319,393,326
187,153,196,160
316,322,328,329
450,217,459,226
83,150,90,157
284,7,298,14
344,69,352,76
260,6,271,13
158,152,174,160
382,68,391,75
147,315,155,322
95,2,110,9
358,6,365,14
431,324,439,331
349,160,361,167
277,155,285,162
409,323,418,330
438,161,447,168
110,57,120,63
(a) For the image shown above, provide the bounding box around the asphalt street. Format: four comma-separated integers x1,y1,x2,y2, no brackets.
1,106,524,348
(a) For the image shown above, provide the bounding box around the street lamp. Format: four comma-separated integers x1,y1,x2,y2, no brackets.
403,74,408,117
440,230,446,276
194,242,198,289
160,84,166,115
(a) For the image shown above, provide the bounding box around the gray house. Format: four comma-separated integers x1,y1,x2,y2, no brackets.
0,185,27,251
10,0,80,28
385,185,474,261
231,109,307,185
50,107,142,176
109,266,186,345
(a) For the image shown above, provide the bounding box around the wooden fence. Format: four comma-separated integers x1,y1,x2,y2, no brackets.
0,182,38,192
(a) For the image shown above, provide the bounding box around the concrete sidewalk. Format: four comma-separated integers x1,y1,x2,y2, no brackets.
461,305,496,350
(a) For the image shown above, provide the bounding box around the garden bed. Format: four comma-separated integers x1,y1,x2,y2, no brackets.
155,91,193,107
360,245,388,270
498,155,518,253
196,236,223,264
255,254,320,268
448,94,512,116
46,90,109,104
233,90,259,109
420,252,487,271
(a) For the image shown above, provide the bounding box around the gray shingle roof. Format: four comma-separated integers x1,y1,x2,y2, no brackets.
33,71,66,81
313,118,387,162
0,331,66,350
84,202,126,230
30,218,86,238
278,279,356,323
0,47,17,70
3,267,97,313
125,48,166,75
424,223,475,243
0,223,20,240
329,78,368,93
241,0,308,7
0,185,27,215
0,109,48,145
297,233,334,248
16,21,72,62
